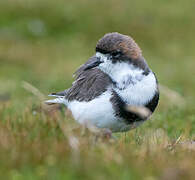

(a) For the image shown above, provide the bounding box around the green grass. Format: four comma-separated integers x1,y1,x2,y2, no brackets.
0,0,195,179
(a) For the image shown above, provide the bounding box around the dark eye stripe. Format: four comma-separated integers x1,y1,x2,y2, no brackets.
95,47,109,54
96,47,123,58
112,52,119,56
111,50,122,57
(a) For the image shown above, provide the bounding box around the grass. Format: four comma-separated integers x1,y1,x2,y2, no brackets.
0,0,195,179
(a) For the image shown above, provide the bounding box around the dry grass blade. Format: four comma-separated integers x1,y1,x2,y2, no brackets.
125,105,151,119
22,81,45,100
22,81,62,115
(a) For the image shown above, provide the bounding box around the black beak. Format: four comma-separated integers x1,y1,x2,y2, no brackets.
83,58,103,71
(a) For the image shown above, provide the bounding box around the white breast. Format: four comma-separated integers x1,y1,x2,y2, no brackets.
115,71,157,106
97,52,157,106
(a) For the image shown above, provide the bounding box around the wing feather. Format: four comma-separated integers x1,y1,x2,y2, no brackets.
66,56,112,102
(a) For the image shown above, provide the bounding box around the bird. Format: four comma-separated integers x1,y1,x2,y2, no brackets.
45,32,159,133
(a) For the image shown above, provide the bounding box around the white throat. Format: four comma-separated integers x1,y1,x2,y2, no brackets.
96,52,158,106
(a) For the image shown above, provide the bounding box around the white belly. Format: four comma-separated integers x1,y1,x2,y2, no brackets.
67,90,144,132
68,91,115,127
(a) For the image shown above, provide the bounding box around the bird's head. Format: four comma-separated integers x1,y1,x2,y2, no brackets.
84,32,149,75
96,32,142,61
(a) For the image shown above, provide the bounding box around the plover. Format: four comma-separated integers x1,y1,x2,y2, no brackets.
46,32,159,132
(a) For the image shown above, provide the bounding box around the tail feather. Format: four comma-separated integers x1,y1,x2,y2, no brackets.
45,90,68,105
50,90,67,97
48,94,64,98
45,97,66,105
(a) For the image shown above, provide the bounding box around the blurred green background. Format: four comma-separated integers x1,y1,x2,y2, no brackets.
0,0,195,179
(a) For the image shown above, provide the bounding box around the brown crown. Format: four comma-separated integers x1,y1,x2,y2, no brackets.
96,32,142,59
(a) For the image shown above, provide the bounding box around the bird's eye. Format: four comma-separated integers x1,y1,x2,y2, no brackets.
111,51,122,58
